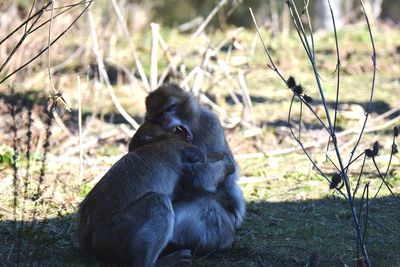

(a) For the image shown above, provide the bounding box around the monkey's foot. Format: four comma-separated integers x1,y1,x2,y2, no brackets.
155,249,191,267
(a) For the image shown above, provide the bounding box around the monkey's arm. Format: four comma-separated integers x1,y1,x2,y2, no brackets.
185,156,235,193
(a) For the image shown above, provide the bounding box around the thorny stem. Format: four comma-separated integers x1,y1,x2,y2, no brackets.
287,1,372,264
260,1,373,264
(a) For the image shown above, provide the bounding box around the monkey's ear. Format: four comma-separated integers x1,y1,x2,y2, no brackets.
181,147,206,164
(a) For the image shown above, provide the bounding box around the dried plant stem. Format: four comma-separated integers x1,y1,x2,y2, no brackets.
150,23,160,90
286,1,370,263
110,0,150,92
47,0,57,94
238,70,254,124
251,1,377,264
77,76,84,185
87,9,139,130
191,0,227,39
0,2,92,84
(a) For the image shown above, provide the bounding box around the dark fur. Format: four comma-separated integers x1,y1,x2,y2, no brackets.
145,84,246,253
78,124,201,266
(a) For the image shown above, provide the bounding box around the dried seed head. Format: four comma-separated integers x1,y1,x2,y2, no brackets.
287,76,296,88
365,141,380,158
392,144,398,155
293,85,304,95
303,95,313,103
372,141,380,156
365,149,374,158
394,126,398,137
330,173,342,189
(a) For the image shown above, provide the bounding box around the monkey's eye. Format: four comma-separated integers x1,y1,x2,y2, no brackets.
165,104,178,113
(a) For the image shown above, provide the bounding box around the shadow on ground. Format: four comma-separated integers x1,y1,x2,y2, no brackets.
1,196,399,266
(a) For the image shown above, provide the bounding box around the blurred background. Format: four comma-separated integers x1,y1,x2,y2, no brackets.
0,0,399,266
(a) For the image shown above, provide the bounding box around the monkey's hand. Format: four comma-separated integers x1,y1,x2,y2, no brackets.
207,151,236,176
181,146,206,164
184,159,231,193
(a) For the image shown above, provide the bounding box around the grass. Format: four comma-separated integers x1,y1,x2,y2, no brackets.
0,172,398,266
0,6,400,266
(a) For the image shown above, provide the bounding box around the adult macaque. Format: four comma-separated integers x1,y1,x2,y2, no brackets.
144,84,246,252
78,123,210,266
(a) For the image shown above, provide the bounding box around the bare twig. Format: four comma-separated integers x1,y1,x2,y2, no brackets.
346,0,377,170
252,1,381,264
0,1,92,84
328,0,341,134
77,76,83,185
238,70,254,124
368,216,400,238
150,23,160,90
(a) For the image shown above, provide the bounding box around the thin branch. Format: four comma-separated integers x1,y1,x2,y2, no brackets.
24,0,37,33
77,76,84,185
368,216,400,238
352,154,367,200
0,2,92,84
47,0,57,94
303,0,315,60
347,0,377,169
249,8,286,83
371,157,396,198
328,0,341,134
0,1,52,45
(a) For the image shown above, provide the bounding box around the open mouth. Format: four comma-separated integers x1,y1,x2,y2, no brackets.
171,125,193,142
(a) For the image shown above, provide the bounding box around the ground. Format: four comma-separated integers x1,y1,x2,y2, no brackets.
0,10,399,266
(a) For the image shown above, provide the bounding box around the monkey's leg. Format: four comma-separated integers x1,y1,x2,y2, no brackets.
171,196,236,254
92,192,187,267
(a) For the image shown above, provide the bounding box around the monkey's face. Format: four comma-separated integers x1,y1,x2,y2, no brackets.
129,123,170,151
145,84,195,142
129,121,193,152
